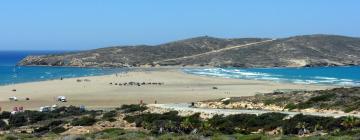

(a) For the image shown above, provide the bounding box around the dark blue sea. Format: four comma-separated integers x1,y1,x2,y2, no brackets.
0,51,128,85
183,67,360,86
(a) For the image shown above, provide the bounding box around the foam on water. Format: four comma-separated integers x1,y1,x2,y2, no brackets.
183,67,360,86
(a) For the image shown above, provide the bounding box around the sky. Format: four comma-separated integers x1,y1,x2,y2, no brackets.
0,0,359,50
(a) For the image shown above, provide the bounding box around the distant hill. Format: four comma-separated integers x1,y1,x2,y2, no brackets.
18,35,360,68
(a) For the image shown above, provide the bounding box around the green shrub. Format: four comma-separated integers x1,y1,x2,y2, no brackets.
25,111,49,124
71,116,97,126
94,128,126,139
8,114,27,127
296,102,313,109
344,106,358,113
120,104,148,113
282,114,338,135
0,111,11,119
53,106,87,116
264,97,289,106
222,100,230,105
51,126,67,134
308,93,336,102
102,111,117,121
123,115,136,123
284,103,297,110
0,119,7,130
3,135,18,140
264,99,275,106
34,126,49,133
256,113,287,131
233,134,265,140
48,120,64,127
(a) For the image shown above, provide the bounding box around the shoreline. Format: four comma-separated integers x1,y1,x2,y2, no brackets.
0,66,131,86
0,68,334,111
2,66,358,87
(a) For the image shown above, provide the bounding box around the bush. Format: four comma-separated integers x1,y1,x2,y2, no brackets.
282,114,338,135
222,100,230,105
102,111,117,121
8,114,27,127
53,106,86,116
34,126,49,133
0,119,7,130
48,120,64,127
0,111,11,119
94,128,126,139
284,103,297,110
62,135,87,140
296,102,313,109
180,113,202,133
255,113,287,131
71,116,97,126
125,111,288,135
308,93,336,102
120,104,148,113
25,111,49,124
51,126,67,134
3,135,18,140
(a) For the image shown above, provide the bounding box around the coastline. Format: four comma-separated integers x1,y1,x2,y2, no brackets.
0,68,333,111
0,66,130,86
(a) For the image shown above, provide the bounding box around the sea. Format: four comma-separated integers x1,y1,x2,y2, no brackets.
0,51,359,86
0,51,128,85
183,67,360,86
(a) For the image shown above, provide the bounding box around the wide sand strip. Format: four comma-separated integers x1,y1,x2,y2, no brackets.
0,69,332,111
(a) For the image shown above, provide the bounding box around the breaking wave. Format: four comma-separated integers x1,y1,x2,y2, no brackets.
183,67,360,86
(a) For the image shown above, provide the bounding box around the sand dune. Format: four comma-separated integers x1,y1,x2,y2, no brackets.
0,68,332,111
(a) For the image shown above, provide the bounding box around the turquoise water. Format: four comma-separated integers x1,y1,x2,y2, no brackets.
183,67,360,86
1,51,360,86
0,66,128,85
0,51,128,85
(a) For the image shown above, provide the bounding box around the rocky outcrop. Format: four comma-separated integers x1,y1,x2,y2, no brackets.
18,34,360,68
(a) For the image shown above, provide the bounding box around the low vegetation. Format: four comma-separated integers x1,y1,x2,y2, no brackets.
123,110,360,137
2,128,360,140
102,110,117,122
1,94,360,139
215,87,360,112
118,104,148,113
0,106,94,129
71,116,97,126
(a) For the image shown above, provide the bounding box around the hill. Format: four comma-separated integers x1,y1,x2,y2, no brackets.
18,34,360,68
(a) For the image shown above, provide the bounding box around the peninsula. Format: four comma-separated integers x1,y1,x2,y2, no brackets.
18,34,360,68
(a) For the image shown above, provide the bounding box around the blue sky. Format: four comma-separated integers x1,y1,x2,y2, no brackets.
0,0,359,50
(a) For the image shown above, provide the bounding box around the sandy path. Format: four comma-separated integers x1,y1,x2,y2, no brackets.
0,68,331,111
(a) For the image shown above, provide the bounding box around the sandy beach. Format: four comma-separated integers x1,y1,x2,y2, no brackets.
0,68,333,111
